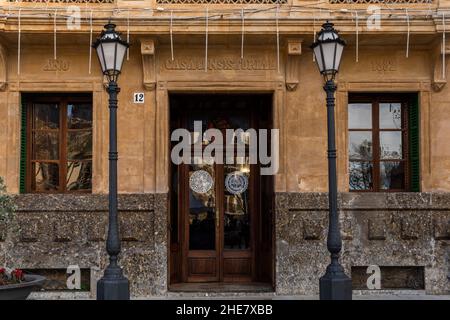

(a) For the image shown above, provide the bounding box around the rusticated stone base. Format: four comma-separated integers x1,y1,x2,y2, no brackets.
0,193,168,297
275,192,450,295
0,192,449,297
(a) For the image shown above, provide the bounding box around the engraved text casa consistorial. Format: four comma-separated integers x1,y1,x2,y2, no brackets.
164,56,276,71
43,58,70,72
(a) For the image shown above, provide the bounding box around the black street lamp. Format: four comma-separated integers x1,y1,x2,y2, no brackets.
93,22,130,300
311,21,352,300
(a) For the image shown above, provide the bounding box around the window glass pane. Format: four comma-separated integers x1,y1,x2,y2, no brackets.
348,103,372,129
33,162,59,191
67,161,92,191
380,103,402,129
380,161,405,190
68,131,92,160
67,104,92,129
33,104,59,129
349,131,372,160
380,131,402,159
349,161,373,190
32,131,59,160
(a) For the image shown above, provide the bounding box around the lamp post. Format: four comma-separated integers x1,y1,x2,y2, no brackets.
311,21,352,300
93,22,130,300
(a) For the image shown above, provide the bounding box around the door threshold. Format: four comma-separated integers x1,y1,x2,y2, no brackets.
169,282,273,293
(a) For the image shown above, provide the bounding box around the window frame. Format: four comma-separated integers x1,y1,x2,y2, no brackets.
24,93,93,193
348,93,412,192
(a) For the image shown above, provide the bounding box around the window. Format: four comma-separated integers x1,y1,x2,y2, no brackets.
348,94,419,192
21,94,93,193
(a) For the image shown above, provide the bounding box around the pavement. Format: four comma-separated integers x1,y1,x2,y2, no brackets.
28,290,450,300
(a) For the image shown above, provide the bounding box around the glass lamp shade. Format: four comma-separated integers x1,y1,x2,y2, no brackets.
311,21,346,81
92,23,129,83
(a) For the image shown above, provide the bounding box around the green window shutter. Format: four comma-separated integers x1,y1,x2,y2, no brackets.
408,96,420,192
19,102,27,193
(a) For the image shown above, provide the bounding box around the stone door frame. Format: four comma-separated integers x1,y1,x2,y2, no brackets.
155,80,284,290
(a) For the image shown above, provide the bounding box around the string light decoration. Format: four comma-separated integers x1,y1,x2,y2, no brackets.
54,9,57,60
5,4,450,80
406,9,410,58
443,12,446,79
205,7,208,72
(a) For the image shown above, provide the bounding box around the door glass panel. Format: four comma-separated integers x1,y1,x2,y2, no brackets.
224,160,250,250
188,164,216,250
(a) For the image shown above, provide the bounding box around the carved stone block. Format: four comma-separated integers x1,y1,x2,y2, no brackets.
368,217,386,240
0,222,5,241
19,218,39,242
87,215,106,242
285,39,302,91
0,43,6,90
53,220,73,242
400,216,420,240
140,38,156,90
302,216,324,240
120,212,152,242
433,217,450,240
340,217,353,240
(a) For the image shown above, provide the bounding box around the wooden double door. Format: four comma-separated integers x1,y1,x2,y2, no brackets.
170,94,274,284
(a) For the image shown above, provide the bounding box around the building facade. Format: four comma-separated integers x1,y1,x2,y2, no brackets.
0,0,449,297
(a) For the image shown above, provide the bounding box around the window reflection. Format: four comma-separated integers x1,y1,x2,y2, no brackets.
379,103,402,129
380,161,405,190
348,103,372,129
224,161,250,250
189,164,216,250
349,161,373,191
349,132,372,160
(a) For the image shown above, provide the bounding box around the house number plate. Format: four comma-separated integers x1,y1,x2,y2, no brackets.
133,92,145,104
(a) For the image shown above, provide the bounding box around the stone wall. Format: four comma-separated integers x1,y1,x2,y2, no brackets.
0,194,168,297
276,192,450,295
1,192,449,297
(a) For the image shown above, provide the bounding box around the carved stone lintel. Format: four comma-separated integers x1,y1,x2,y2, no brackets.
0,43,7,91
431,40,450,92
285,39,302,91
140,38,156,91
